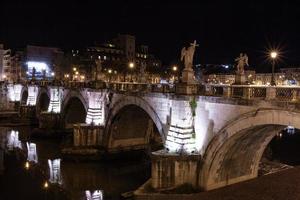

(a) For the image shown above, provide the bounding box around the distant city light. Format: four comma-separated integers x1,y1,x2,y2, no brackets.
223,65,229,69
108,69,112,74
172,65,178,71
51,72,55,76
73,67,77,71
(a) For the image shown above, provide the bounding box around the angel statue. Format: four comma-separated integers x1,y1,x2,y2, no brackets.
181,40,198,70
235,53,249,74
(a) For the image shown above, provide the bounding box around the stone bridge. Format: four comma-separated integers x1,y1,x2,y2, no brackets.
5,82,300,191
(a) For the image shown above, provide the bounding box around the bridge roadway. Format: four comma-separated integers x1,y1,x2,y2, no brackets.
3,80,300,192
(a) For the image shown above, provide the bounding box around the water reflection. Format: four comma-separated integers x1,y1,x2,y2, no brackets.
26,142,38,163
86,190,103,200
0,126,151,199
7,130,22,150
48,158,62,184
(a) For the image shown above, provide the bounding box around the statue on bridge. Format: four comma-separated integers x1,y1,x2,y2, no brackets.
178,40,198,87
139,61,147,83
181,40,198,70
94,60,103,81
235,53,249,75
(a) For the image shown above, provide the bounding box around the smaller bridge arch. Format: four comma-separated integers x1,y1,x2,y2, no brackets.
61,90,88,128
36,87,50,115
105,95,165,149
20,86,28,105
202,108,300,190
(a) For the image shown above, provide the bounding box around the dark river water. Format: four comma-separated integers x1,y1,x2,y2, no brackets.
0,126,150,200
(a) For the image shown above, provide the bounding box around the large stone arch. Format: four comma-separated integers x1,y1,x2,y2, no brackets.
104,95,165,149
201,108,300,190
36,87,50,115
61,90,88,128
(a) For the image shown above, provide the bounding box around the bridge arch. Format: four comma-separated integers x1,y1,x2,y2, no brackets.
61,91,88,128
20,86,28,105
36,87,50,115
202,108,300,190
105,96,165,150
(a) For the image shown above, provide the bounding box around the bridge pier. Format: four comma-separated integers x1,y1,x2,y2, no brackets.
151,151,202,190
39,112,61,129
73,124,104,147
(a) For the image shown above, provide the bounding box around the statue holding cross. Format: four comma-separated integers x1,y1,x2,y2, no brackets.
181,40,198,70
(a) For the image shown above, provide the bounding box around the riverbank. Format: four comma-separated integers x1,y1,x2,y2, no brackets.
135,165,300,200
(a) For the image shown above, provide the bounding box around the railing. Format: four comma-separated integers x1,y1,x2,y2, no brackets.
205,84,300,102
6,80,300,102
106,82,176,93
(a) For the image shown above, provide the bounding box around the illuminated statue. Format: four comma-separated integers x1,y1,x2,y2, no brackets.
140,62,146,74
94,60,103,81
32,67,36,80
235,53,249,74
181,40,198,69
139,62,147,83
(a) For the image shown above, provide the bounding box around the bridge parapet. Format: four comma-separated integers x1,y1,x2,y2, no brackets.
205,84,300,102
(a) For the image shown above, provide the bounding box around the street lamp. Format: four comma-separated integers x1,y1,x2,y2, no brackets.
129,62,134,69
128,62,135,82
172,65,177,71
270,51,278,86
108,69,112,82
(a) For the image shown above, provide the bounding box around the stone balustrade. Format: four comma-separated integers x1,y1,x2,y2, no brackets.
206,84,300,102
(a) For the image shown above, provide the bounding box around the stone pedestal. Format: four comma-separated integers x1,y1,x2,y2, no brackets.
181,68,196,84
151,150,202,190
175,83,198,95
234,73,246,85
73,123,104,147
39,112,61,129
176,68,198,95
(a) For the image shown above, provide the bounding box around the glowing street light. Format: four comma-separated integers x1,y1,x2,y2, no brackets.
128,62,135,82
129,62,134,69
270,51,278,86
73,67,77,72
172,65,178,71
108,69,112,74
270,51,278,59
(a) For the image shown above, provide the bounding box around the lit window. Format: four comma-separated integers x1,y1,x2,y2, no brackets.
98,56,101,60
104,56,107,60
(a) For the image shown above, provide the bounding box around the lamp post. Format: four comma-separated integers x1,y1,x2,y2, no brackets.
172,65,178,82
128,62,135,82
270,51,277,86
108,69,112,82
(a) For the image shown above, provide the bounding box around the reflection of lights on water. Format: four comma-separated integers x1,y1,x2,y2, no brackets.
44,181,49,189
48,159,62,184
25,161,30,170
7,130,22,150
26,142,38,163
85,190,103,200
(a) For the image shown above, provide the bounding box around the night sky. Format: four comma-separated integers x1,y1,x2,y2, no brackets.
1,1,300,71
